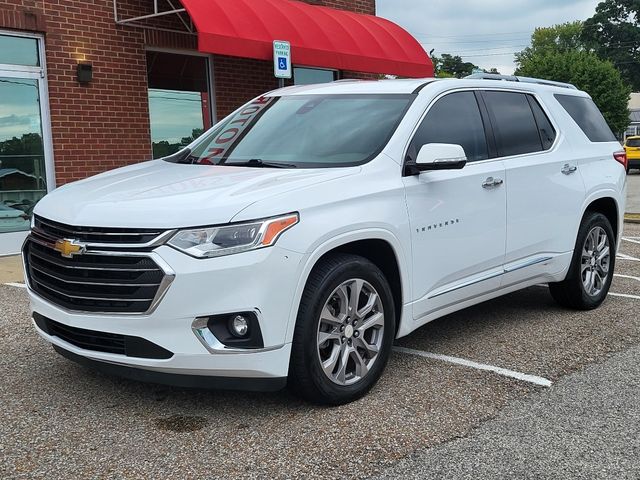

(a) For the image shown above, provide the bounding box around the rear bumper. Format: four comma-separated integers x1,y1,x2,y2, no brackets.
628,158,640,168
53,344,287,392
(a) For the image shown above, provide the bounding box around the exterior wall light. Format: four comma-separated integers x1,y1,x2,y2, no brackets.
77,62,93,84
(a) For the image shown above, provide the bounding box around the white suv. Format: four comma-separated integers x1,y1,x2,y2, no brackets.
24,76,627,404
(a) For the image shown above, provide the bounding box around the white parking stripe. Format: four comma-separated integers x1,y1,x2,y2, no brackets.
3,283,26,289
614,274,640,282
622,237,640,245
393,346,553,387
617,253,640,262
608,292,640,300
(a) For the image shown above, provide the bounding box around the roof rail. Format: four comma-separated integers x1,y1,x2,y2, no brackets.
464,73,577,90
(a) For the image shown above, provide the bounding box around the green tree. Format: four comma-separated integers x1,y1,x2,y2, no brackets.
516,50,630,134
582,0,640,91
515,21,585,65
432,54,478,78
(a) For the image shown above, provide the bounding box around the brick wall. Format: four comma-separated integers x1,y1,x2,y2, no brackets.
304,0,375,14
0,0,376,185
0,0,154,185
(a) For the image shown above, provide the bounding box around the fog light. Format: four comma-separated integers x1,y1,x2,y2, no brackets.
230,315,249,337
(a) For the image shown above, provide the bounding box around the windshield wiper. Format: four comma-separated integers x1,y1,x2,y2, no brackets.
225,159,298,169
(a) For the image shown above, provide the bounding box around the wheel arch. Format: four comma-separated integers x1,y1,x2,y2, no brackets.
285,229,411,344
581,192,621,243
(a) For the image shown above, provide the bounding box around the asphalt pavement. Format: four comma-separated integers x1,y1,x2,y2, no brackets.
627,171,640,213
376,344,640,480
1,222,639,479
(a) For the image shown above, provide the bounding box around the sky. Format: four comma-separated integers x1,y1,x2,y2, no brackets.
376,0,601,75
148,89,204,144
0,78,42,143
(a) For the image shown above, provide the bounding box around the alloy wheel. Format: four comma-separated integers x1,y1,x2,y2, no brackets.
316,278,385,386
581,226,611,297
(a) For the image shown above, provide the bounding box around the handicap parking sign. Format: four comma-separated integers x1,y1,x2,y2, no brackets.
273,40,292,79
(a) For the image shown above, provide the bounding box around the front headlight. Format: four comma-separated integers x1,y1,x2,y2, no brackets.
167,213,299,258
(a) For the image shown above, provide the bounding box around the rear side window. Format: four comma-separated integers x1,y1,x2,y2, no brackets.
408,91,489,162
528,96,557,150
483,91,544,157
555,94,617,142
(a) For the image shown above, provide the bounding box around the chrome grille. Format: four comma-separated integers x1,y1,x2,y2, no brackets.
24,221,174,314
33,215,167,246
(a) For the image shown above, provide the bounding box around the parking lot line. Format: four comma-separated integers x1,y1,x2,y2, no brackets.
3,282,26,289
608,292,640,300
393,346,553,387
614,274,640,282
622,237,640,245
617,253,640,262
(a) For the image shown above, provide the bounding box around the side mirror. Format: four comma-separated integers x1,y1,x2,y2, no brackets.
406,143,467,175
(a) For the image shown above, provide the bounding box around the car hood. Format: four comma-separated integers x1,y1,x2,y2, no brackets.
35,160,359,228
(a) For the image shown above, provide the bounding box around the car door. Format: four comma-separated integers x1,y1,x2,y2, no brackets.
480,90,586,285
403,91,507,322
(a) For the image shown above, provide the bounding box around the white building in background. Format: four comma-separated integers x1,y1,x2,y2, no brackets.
627,93,640,138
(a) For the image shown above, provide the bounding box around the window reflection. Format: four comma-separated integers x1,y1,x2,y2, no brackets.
294,67,337,85
0,34,39,67
0,77,46,233
147,51,210,159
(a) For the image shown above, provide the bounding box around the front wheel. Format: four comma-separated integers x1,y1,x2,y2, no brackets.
288,254,395,405
549,212,615,310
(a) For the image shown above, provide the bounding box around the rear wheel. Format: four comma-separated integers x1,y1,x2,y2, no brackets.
549,212,615,310
288,253,395,405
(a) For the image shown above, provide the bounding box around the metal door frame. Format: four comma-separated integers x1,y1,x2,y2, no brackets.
0,30,54,255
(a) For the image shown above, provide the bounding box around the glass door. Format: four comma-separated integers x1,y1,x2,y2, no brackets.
0,32,52,256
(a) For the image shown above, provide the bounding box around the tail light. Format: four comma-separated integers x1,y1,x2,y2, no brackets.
614,151,627,170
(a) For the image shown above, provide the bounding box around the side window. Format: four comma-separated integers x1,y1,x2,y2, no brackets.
483,91,543,157
408,91,489,162
554,94,617,142
527,95,556,150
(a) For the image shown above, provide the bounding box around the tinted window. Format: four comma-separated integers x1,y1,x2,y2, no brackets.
484,91,543,157
627,138,640,147
528,96,556,150
555,94,617,142
408,92,488,162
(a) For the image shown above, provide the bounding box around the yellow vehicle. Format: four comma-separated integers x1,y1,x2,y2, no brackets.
624,136,640,173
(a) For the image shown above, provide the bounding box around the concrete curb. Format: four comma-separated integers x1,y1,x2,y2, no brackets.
625,214,640,224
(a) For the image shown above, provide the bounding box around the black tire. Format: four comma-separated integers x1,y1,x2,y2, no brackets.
288,253,395,405
549,212,615,310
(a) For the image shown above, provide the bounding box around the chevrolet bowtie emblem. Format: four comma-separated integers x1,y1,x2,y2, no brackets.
54,239,86,258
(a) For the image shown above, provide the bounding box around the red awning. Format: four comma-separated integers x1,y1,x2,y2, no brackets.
179,0,433,78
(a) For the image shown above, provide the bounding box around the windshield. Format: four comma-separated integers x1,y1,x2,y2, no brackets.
626,138,640,147
169,94,414,168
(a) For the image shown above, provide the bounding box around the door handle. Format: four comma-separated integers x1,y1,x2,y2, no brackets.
562,163,577,175
482,177,504,189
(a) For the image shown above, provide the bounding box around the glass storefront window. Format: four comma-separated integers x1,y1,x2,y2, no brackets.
294,67,337,85
0,76,47,233
147,51,211,159
0,34,39,67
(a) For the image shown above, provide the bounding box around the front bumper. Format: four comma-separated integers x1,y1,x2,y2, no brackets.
28,244,304,386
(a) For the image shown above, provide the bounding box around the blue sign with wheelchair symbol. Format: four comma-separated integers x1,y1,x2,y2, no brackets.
273,40,292,78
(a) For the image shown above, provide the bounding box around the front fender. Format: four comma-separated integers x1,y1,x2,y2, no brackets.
283,228,412,344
